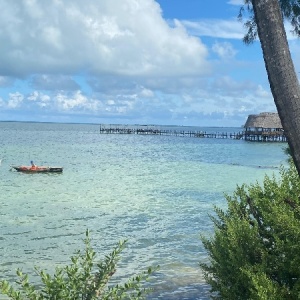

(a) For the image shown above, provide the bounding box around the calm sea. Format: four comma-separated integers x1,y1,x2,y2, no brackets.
0,122,287,299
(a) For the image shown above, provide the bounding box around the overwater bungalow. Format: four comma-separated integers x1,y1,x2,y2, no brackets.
244,112,287,142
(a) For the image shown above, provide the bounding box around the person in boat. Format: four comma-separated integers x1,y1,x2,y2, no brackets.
30,160,37,170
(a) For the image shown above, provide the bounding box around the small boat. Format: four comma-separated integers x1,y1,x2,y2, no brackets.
11,166,63,173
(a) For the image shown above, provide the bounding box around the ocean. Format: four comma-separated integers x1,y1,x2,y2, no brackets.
0,121,287,299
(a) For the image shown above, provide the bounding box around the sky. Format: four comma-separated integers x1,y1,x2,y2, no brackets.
0,0,299,127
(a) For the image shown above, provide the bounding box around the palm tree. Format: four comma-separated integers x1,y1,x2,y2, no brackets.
240,0,300,174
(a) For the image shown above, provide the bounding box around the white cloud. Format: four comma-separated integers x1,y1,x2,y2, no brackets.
139,88,154,98
40,94,50,102
107,99,115,105
179,17,298,42
178,19,245,39
7,92,24,108
255,85,271,98
28,91,39,101
227,0,244,5
0,0,210,78
212,41,237,59
54,90,99,112
27,91,51,108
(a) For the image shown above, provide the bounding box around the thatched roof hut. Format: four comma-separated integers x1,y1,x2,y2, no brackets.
244,112,283,129
243,112,286,141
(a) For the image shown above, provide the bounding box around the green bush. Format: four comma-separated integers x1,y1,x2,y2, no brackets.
200,162,300,299
0,230,159,300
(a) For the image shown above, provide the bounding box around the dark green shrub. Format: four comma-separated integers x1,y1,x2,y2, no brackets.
201,162,300,299
0,230,159,299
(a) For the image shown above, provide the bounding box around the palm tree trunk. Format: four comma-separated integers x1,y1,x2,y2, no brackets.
252,0,300,174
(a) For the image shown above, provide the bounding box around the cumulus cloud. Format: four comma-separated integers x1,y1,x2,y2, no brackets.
54,91,99,111
7,92,24,108
27,91,51,107
0,0,209,78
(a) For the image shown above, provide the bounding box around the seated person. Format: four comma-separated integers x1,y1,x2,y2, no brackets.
30,160,37,170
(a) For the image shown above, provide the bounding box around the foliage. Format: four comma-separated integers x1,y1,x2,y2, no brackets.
238,0,300,44
200,162,300,299
284,146,293,163
0,230,159,300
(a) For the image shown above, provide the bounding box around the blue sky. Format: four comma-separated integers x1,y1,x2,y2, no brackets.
0,0,299,127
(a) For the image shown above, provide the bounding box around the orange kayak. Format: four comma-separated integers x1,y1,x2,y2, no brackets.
12,166,63,173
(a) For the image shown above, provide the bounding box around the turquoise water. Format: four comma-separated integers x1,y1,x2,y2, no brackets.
0,122,287,299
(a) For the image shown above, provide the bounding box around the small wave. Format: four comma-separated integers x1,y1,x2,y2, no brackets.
229,163,279,170
31,232,80,241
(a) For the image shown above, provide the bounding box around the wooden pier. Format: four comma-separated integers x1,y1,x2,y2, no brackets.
99,125,287,142
99,125,244,140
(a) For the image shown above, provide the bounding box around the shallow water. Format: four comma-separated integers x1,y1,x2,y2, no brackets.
0,122,287,299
